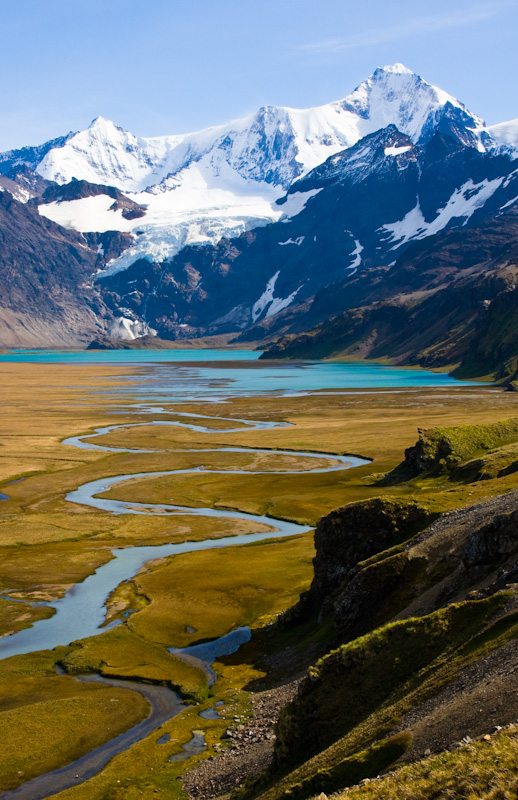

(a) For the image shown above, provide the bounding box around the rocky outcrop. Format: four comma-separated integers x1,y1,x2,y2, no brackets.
383,419,518,483
300,498,431,609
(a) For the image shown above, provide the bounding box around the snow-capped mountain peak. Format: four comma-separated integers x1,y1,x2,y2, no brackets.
335,63,484,148
378,63,414,75
5,63,515,283
33,64,487,196
485,119,518,155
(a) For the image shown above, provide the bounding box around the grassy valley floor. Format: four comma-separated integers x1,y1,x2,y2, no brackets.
1,362,518,798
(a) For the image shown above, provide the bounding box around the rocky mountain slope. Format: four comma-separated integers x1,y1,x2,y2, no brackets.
0,186,145,346
259,204,518,380
96,128,518,342
0,190,107,346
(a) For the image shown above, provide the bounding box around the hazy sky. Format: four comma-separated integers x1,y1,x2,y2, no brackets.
1,0,517,150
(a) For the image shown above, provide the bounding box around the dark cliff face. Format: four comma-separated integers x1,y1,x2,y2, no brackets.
301,498,431,608
306,489,518,647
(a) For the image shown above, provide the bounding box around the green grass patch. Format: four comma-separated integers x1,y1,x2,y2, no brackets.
62,626,208,701
384,418,518,483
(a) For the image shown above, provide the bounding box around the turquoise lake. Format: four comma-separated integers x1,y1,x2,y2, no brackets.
0,348,481,397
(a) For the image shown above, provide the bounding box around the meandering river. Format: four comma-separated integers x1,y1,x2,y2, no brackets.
0,352,478,798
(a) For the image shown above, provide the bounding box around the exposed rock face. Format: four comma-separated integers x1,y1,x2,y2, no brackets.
299,489,518,649
461,508,518,570
304,498,431,605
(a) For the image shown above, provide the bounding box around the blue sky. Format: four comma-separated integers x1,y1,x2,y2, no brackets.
1,0,517,150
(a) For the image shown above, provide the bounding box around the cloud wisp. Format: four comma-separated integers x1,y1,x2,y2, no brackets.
299,2,518,54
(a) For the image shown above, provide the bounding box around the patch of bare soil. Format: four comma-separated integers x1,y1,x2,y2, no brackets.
397,638,518,760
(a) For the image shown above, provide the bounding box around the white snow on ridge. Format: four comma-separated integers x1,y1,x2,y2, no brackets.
425,178,504,235
252,271,302,322
37,65,481,195
108,317,157,340
485,119,518,156
39,195,135,233
279,236,305,246
25,63,510,277
384,145,412,157
381,178,504,249
279,189,323,223
266,286,302,317
501,195,518,210
348,238,363,269
381,203,428,247
252,272,280,323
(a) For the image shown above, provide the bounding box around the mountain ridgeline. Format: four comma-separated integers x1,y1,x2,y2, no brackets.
0,63,517,373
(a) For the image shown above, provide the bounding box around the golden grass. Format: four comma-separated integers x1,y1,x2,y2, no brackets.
338,726,518,800
0,596,54,637
0,686,149,792
2,363,518,797
128,532,315,647
0,647,149,792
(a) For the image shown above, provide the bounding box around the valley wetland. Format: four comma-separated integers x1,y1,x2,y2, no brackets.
1,351,518,799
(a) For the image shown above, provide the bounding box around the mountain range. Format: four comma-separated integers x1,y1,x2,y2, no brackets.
1,62,518,372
